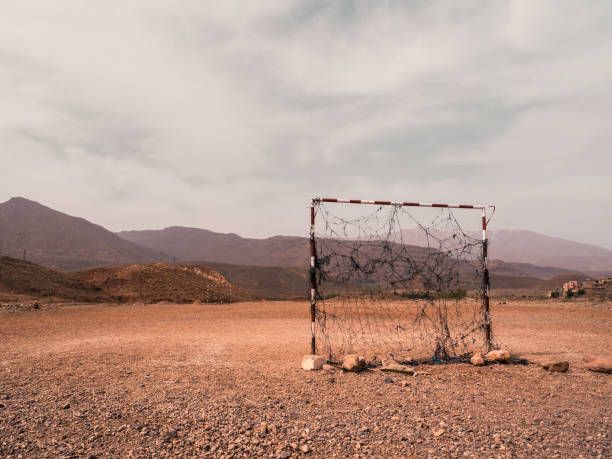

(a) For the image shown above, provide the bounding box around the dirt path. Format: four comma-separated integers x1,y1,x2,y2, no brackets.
0,300,610,457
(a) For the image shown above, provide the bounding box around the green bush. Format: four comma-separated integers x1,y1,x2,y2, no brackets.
445,288,467,300
397,290,434,300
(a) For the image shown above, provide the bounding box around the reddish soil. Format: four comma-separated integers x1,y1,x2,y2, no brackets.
0,300,610,458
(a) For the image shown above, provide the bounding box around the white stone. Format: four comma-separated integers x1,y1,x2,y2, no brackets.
301,354,325,371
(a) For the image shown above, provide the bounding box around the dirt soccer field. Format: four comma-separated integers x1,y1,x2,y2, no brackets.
0,300,610,458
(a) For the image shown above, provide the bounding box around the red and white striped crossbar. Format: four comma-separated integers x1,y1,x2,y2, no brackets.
314,197,493,210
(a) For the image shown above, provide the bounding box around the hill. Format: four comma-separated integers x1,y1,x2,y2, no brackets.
0,197,164,270
75,263,258,304
204,258,573,301
2,197,606,293
119,225,612,275
487,259,584,280
117,226,307,267
203,262,309,300
487,230,612,273
399,228,612,273
0,256,108,302
0,256,256,304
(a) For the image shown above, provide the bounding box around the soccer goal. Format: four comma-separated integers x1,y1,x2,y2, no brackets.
309,197,495,362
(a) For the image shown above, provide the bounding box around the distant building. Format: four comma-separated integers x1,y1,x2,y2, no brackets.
552,277,610,299
562,280,582,294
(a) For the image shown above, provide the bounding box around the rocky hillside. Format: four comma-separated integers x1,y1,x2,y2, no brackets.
73,263,258,304
0,257,256,304
0,256,108,302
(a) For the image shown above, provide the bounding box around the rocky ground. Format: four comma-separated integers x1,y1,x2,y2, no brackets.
0,300,610,458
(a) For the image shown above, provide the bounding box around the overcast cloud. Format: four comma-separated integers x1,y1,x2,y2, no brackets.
1,1,611,247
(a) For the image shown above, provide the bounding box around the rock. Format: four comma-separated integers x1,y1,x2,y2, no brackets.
342,354,366,372
541,361,569,373
383,377,394,384
583,355,612,374
162,428,178,442
255,422,268,436
380,362,415,375
300,444,311,453
301,355,325,371
484,349,510,363
433,429,445,438
470,354,485,366
322,364,336,371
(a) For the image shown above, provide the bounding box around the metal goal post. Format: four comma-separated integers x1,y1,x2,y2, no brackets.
309,197,495,356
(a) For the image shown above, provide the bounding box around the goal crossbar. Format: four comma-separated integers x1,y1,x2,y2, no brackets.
316,197,494,210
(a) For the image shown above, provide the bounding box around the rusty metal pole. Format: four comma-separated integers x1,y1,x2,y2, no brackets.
309,199,317,355
482,208,492,350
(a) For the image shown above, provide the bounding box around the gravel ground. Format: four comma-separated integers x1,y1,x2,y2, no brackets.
0,300,610,458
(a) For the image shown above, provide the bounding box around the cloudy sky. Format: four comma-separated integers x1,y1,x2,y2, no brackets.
2,1,611,247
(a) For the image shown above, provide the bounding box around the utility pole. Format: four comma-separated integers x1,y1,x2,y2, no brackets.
23,249,26,261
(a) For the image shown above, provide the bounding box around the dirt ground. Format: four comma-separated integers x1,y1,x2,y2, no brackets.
0,300,610,458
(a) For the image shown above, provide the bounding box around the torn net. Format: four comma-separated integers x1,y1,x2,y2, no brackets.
313,202,491,362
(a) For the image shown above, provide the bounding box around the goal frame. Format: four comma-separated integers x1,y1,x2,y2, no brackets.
309,197,495,356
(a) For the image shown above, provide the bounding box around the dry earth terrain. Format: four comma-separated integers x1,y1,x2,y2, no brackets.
0,300,610,458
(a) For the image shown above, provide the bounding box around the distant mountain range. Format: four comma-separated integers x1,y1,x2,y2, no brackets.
0,197,163,269
1,197,611,282
399,228,612,274
117,227,307,267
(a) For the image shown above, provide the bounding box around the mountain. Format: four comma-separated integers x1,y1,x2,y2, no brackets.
399,228,612,274
119,225,612,276
206,261,574,300
117,226,308,267
487,259,584,280
204,262,309,300
0,256,109,302
0,197,164,270
486,230,612,273
3,196,609,282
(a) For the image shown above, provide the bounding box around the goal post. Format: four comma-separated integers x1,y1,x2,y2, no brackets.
309,197,495,362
